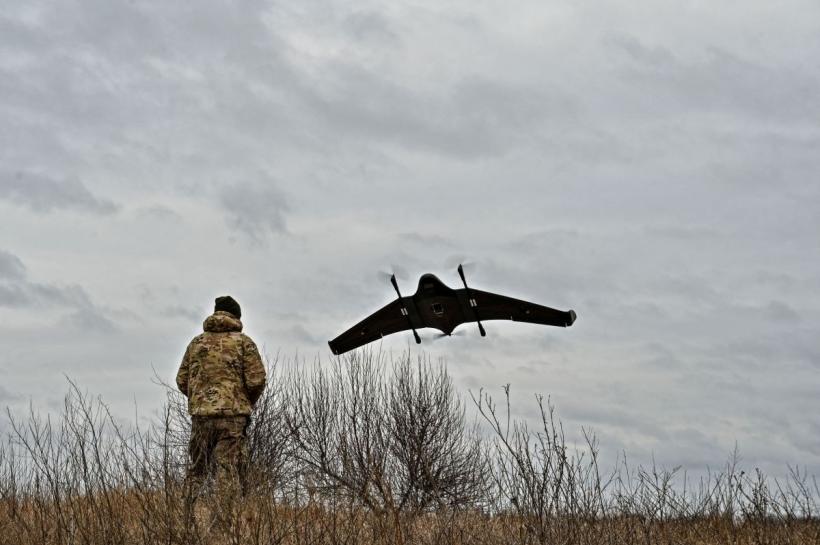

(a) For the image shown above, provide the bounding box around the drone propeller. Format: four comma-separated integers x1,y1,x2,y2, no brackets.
377,264,409,283
456,262,487,337
379,266,421,345
430,330,467,342
444,255,478,274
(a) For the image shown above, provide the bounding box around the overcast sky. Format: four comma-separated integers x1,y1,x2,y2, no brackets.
1,0,819,478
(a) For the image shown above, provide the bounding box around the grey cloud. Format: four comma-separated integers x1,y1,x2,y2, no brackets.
397,233,456,248
608,34,675,67
0,284,29,306
610,35,820,122
0,250,97,312
459,374,482,390
514,364,536,375
0,250,26,280
644,225,722,241
135,284,185,305
0,278,93,310
650,274,723,304
0,385,22,404
304,65,577,158
343,11,399,43
0,1,291,187
27,283,94,309
136,205,183,223
707,300,804,331
270,310,311,323
288,324,321,345
750,271,796,290
639,342,684,370
59,308,118,334
472,253,604,306
793,422,820,455
219,180,290,242
764,300,801,323
160,305,201,322
452,76,578,131
1,0,163,66
0,170,118,214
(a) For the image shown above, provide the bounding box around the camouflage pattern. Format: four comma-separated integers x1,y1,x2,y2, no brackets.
176,311,266,416
186,415,249,492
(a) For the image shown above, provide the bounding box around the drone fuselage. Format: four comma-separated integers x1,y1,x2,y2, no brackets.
411,274,469,335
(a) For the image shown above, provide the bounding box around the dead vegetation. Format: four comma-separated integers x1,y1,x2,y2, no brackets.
0,350,817,544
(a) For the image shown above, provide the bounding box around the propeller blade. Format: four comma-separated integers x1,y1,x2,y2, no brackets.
445,255,478,274
377,264,408,283
431,330,466,341
391,264,409,280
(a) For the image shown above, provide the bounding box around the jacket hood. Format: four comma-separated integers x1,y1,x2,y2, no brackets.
203,311,243,333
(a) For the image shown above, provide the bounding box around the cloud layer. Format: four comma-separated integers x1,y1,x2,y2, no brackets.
0,0,818,477
0,171,118,214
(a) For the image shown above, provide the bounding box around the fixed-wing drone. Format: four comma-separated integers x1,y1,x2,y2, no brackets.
328,265,577,355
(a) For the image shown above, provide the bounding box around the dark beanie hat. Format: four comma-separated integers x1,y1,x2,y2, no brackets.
214,295,241,318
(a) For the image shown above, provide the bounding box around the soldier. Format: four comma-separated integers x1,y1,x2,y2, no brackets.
176,295,266,495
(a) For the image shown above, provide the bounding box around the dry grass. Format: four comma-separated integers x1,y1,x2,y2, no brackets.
3,492,819,544
0,350,817,544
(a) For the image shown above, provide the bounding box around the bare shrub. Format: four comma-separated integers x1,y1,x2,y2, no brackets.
387,355,486,511
473,385,611,543
287,350,486,522
474,384,820,545
244,353,297,496
4,381,150,543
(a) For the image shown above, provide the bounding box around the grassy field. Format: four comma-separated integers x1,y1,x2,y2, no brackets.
3,492,819,544
1,351,817,544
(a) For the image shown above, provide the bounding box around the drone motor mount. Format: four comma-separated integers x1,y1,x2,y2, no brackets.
390,274,422,344
457,264,486,337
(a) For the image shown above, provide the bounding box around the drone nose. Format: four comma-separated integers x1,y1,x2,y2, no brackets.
567,309,577,326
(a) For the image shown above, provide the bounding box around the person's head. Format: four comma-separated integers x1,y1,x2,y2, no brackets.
214,295,241,319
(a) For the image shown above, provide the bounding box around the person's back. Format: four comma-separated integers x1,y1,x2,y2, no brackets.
176,296,266,494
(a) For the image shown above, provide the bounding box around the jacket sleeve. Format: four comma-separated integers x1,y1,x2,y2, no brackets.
242,335,267,406
176,344,192,396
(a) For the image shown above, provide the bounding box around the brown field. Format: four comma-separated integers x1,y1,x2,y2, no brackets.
1,351,817,544
2,492,819,544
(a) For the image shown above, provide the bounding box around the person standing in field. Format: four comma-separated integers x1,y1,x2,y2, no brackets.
176,295,266,494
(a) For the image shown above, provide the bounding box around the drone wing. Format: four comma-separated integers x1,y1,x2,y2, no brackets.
328,298,418,355
467,289,576,328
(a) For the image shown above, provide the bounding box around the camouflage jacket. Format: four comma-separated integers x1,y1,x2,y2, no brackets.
176,311,266,416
